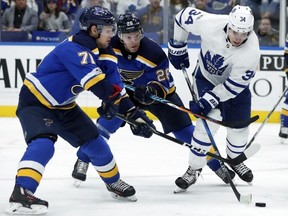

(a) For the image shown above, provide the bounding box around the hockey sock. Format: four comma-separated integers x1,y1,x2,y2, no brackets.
16,138,55,193
76,146,91,163
81,135,119,184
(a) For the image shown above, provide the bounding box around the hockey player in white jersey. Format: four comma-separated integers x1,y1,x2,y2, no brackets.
168,5,260,191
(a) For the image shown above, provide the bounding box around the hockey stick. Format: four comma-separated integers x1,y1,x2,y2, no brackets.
246,85,288,149
116,113,258,166
124,84,259,128
181,66,252,204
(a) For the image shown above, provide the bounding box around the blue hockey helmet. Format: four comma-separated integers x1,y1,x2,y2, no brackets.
117,12,143,35
79,6,116,33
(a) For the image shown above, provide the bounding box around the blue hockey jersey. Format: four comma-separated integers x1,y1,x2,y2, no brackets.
21,32,128,109
110,35,175,96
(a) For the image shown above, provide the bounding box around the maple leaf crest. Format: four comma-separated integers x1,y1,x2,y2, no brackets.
202,51,228,76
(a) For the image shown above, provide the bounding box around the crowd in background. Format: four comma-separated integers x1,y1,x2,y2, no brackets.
0,0,285,46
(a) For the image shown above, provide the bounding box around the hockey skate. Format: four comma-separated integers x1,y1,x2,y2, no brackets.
215,165,236,184
174,166,202,193
229,160,253,184
106,179,137,202
72,159,89,187
279,126,288,144
5,184,48,215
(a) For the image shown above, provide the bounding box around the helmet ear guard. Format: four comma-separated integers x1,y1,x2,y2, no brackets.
228,5,254,34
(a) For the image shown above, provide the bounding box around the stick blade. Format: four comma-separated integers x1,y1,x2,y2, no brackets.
225,115,259,128
245,143,261,158
239,194,252,204
228,143,261,165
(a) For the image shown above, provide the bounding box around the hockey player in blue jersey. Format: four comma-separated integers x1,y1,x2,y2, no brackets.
71,12,236,188
5,6,156,215
168,5,260,192
279,34,288,143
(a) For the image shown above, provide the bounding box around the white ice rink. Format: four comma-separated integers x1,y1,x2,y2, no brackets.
0,118,288,216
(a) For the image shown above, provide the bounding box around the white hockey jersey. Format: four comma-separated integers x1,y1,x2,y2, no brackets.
173,7,260,102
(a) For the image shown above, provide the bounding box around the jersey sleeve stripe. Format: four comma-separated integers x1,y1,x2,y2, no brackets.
83,73,105,90
177,8,187,26
113,48,122,56
223,82,238,96
99,54,118,64
92,47,99,54
136,55,157,68
25,74,57,107
227,78,247,88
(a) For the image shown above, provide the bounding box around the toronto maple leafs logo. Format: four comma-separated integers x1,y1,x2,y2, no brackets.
201,51,228,76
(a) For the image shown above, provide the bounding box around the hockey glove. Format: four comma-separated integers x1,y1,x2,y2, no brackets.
168,39,190,70
97,84,122,120
127,107,155,138
189,91,220,116
134,84,157,105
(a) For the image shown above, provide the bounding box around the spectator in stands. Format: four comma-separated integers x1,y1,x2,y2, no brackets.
190,0,209,11
1,0,11,16
103,0,119,15
170,0,188,17
38,0,71,33
256,16,279,46
169,0,189,38
7,0,39,13
59,0,79,23
260,0,280,30
26,0,39,13
1,0,38,40
136,0,163,44
117,0,149,17
35,0,45,16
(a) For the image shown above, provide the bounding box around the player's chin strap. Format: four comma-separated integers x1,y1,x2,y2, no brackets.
181,65,252,204
124,84,258,128
116,113,259,166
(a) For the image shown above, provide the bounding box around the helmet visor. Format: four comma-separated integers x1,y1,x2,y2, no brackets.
98,24,117,37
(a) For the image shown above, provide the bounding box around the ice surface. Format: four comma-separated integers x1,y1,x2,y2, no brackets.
0,118,287,216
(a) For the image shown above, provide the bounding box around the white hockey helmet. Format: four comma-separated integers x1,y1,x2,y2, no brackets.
228,5,254,33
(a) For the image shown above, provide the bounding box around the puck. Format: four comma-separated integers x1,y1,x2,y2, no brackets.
255,202,266,207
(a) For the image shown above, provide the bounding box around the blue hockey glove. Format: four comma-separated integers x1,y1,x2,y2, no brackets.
127,107,155,138
168,39,190,70
134,84,157,105
189,91,220,116
97,85,122,120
